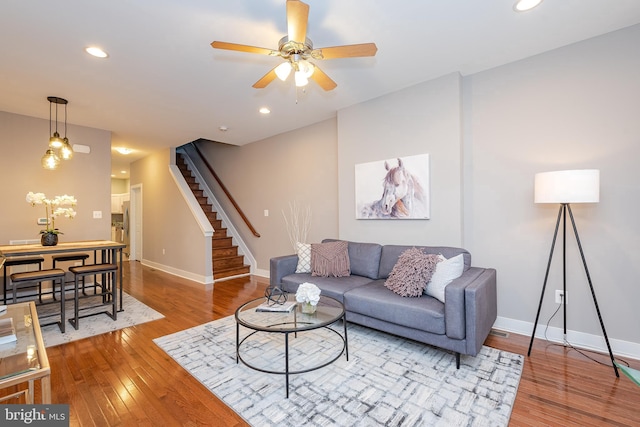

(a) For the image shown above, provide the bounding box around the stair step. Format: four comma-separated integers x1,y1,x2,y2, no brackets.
212,237,233,248
209,219,223,229
214,265,251,280
213,228,228,238
196,196,208,205
212,246,238,257
213,255,245,270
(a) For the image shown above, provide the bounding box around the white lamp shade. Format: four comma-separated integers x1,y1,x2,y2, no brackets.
534,169,600,203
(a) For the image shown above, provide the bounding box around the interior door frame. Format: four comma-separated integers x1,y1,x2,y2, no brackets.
130,184,143,261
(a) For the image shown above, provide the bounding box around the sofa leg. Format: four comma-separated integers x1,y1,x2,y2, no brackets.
455,352,461,369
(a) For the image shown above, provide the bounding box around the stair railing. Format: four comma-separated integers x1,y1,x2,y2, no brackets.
188,142,261,238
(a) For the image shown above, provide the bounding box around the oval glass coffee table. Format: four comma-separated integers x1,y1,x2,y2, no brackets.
235,293,349,398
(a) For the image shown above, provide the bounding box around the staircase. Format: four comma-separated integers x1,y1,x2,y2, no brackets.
176,153,250,280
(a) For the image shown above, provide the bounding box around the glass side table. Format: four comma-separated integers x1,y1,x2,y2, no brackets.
0,301,51,404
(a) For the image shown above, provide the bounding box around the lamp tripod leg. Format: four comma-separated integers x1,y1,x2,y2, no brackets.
566,205,619,377
528,206,564,356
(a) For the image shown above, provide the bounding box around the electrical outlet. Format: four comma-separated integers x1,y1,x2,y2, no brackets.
555,290,568,304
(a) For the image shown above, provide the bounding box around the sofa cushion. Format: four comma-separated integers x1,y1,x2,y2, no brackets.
295,242,311,273
345,280,446,335
378,245,471,279
280,273,372,303
384,248,440,297
424,253,465,302
323,239,382,280
311,241,351,277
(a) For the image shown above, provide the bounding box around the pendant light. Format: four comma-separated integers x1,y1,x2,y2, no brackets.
42,96,73,169
41,148,60,170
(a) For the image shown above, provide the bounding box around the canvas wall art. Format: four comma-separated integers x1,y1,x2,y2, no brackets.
355,154,430,219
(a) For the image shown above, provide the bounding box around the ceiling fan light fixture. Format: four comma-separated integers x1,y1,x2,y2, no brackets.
294,70,309,87
275,62,292,81
298,59,314,78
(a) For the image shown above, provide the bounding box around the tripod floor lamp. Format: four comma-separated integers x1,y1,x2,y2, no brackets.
527,169,618,377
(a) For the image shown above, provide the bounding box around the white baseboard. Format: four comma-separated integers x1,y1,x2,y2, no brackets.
253,268,269,279
494,316,640,361
141,259,214,288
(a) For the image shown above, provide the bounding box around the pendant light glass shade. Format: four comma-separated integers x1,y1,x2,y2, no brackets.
49,131,64,148
60,138,74,160
41,149,60,170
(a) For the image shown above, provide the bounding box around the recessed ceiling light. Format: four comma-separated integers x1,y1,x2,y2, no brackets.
115,147,133,155
259,107,271,114
514,0,543,12
219,125,228,132
85,46,109,58
120,170,127,174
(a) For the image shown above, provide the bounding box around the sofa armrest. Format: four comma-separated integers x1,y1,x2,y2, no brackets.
443,267,497,355
270,254,299,286
444,268,484,340
464,268,497,356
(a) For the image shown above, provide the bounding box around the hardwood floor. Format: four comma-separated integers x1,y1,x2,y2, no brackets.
3,261,639,426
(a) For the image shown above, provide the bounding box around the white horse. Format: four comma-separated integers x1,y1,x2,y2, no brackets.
379,158,425,217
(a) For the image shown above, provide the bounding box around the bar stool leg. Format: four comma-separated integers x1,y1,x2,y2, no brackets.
58,276,65,333
70,274,80,330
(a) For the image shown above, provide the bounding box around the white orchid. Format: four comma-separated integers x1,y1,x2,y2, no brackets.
295,282,321,306
26,192,77,234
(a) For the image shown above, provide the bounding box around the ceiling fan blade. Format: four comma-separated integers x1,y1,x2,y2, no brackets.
211,41,278,56
287,0,309,42
252,67,278,89
313,43,378,59
310,66,337,91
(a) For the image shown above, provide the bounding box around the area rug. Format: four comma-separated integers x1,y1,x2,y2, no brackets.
37,291,164,348
154,315,523,426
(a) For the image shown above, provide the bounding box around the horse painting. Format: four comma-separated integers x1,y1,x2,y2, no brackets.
357,156,429,219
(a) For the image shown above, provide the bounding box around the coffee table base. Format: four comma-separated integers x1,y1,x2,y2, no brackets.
236,318,349,398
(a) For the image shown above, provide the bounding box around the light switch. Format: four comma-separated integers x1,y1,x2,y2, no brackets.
264,210,269,217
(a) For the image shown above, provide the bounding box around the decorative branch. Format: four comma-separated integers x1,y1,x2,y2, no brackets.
282,201,312,251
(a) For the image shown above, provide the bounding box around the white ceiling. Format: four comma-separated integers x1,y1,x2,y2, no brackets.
2,1,640,178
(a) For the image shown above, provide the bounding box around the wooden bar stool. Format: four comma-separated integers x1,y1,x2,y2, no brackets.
68,263,118,330
51,253,90,298
9,269,66,333
3,256,45,304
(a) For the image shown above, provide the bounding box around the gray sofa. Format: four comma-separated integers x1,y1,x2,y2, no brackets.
270,240,497,368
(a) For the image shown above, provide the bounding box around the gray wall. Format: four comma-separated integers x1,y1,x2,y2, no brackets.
196,119,339,270
467,24,640,348
0,110,112,244
129,148,211,281
338,73,463,246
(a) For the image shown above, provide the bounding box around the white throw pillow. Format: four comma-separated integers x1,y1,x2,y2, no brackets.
295,242,311,273
424,254,464,303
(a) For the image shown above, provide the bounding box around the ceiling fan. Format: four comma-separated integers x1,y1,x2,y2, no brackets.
211,0,377,91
